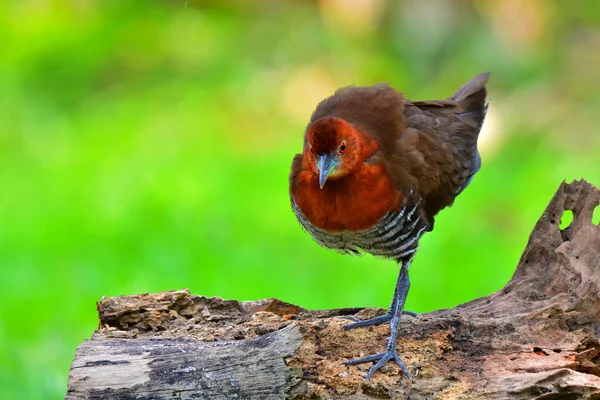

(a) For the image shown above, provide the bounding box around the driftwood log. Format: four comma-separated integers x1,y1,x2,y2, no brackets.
66,179,600,399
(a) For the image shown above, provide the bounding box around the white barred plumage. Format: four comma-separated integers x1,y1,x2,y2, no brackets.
291,201,428,263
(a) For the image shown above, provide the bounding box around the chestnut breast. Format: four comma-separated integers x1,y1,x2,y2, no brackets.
291,159,403,232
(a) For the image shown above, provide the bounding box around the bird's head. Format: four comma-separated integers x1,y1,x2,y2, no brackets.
305,117,363,189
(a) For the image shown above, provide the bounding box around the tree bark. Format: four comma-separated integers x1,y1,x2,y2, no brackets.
66,179,600,399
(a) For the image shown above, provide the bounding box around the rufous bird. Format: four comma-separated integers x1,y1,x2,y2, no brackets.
289,73,489,379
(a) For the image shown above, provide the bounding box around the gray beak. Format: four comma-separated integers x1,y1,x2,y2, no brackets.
317,153,338,189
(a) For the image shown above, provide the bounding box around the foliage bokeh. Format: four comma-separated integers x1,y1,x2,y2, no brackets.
1,0,600,398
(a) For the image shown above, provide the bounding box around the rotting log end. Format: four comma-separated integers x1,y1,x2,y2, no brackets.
67,180,600,399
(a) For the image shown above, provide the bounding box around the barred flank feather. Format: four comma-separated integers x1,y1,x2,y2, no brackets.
292,201,428,263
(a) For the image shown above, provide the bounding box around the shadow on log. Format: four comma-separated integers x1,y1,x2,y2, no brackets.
66,179,600,399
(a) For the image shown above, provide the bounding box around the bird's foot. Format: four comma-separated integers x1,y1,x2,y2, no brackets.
343,344,412,380
342,311,416,330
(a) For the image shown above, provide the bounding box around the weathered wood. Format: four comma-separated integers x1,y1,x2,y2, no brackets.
67,179,600,399
67,325,303,399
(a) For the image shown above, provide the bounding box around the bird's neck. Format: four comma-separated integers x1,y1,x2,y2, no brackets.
293,163,403,232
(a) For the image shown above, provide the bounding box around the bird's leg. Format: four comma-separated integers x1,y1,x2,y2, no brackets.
343,260,412,379
342,260,415,329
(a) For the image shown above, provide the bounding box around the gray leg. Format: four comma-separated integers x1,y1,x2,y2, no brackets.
342,260,413,379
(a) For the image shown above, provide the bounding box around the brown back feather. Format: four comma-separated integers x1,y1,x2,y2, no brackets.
394,73,489,224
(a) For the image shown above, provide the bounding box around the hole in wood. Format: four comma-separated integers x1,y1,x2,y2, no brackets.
593,205,600,225
559,209,573,230
533,347,548,356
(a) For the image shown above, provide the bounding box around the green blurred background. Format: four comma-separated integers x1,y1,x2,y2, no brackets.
1,0,600,398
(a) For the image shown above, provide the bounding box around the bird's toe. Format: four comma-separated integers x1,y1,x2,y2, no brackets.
342,311,417,330
344,346,412,380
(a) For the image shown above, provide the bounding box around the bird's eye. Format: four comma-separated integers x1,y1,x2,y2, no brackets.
338,141,346,153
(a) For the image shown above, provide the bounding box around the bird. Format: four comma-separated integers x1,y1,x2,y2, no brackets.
289,73,489,379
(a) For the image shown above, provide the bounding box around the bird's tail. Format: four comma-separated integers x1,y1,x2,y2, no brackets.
452,72,489,112
452,72,489,133
449,73,489,197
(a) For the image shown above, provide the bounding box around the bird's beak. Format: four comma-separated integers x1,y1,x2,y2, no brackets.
317,153,338,189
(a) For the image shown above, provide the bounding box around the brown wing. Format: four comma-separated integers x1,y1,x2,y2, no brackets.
386,73,489,224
